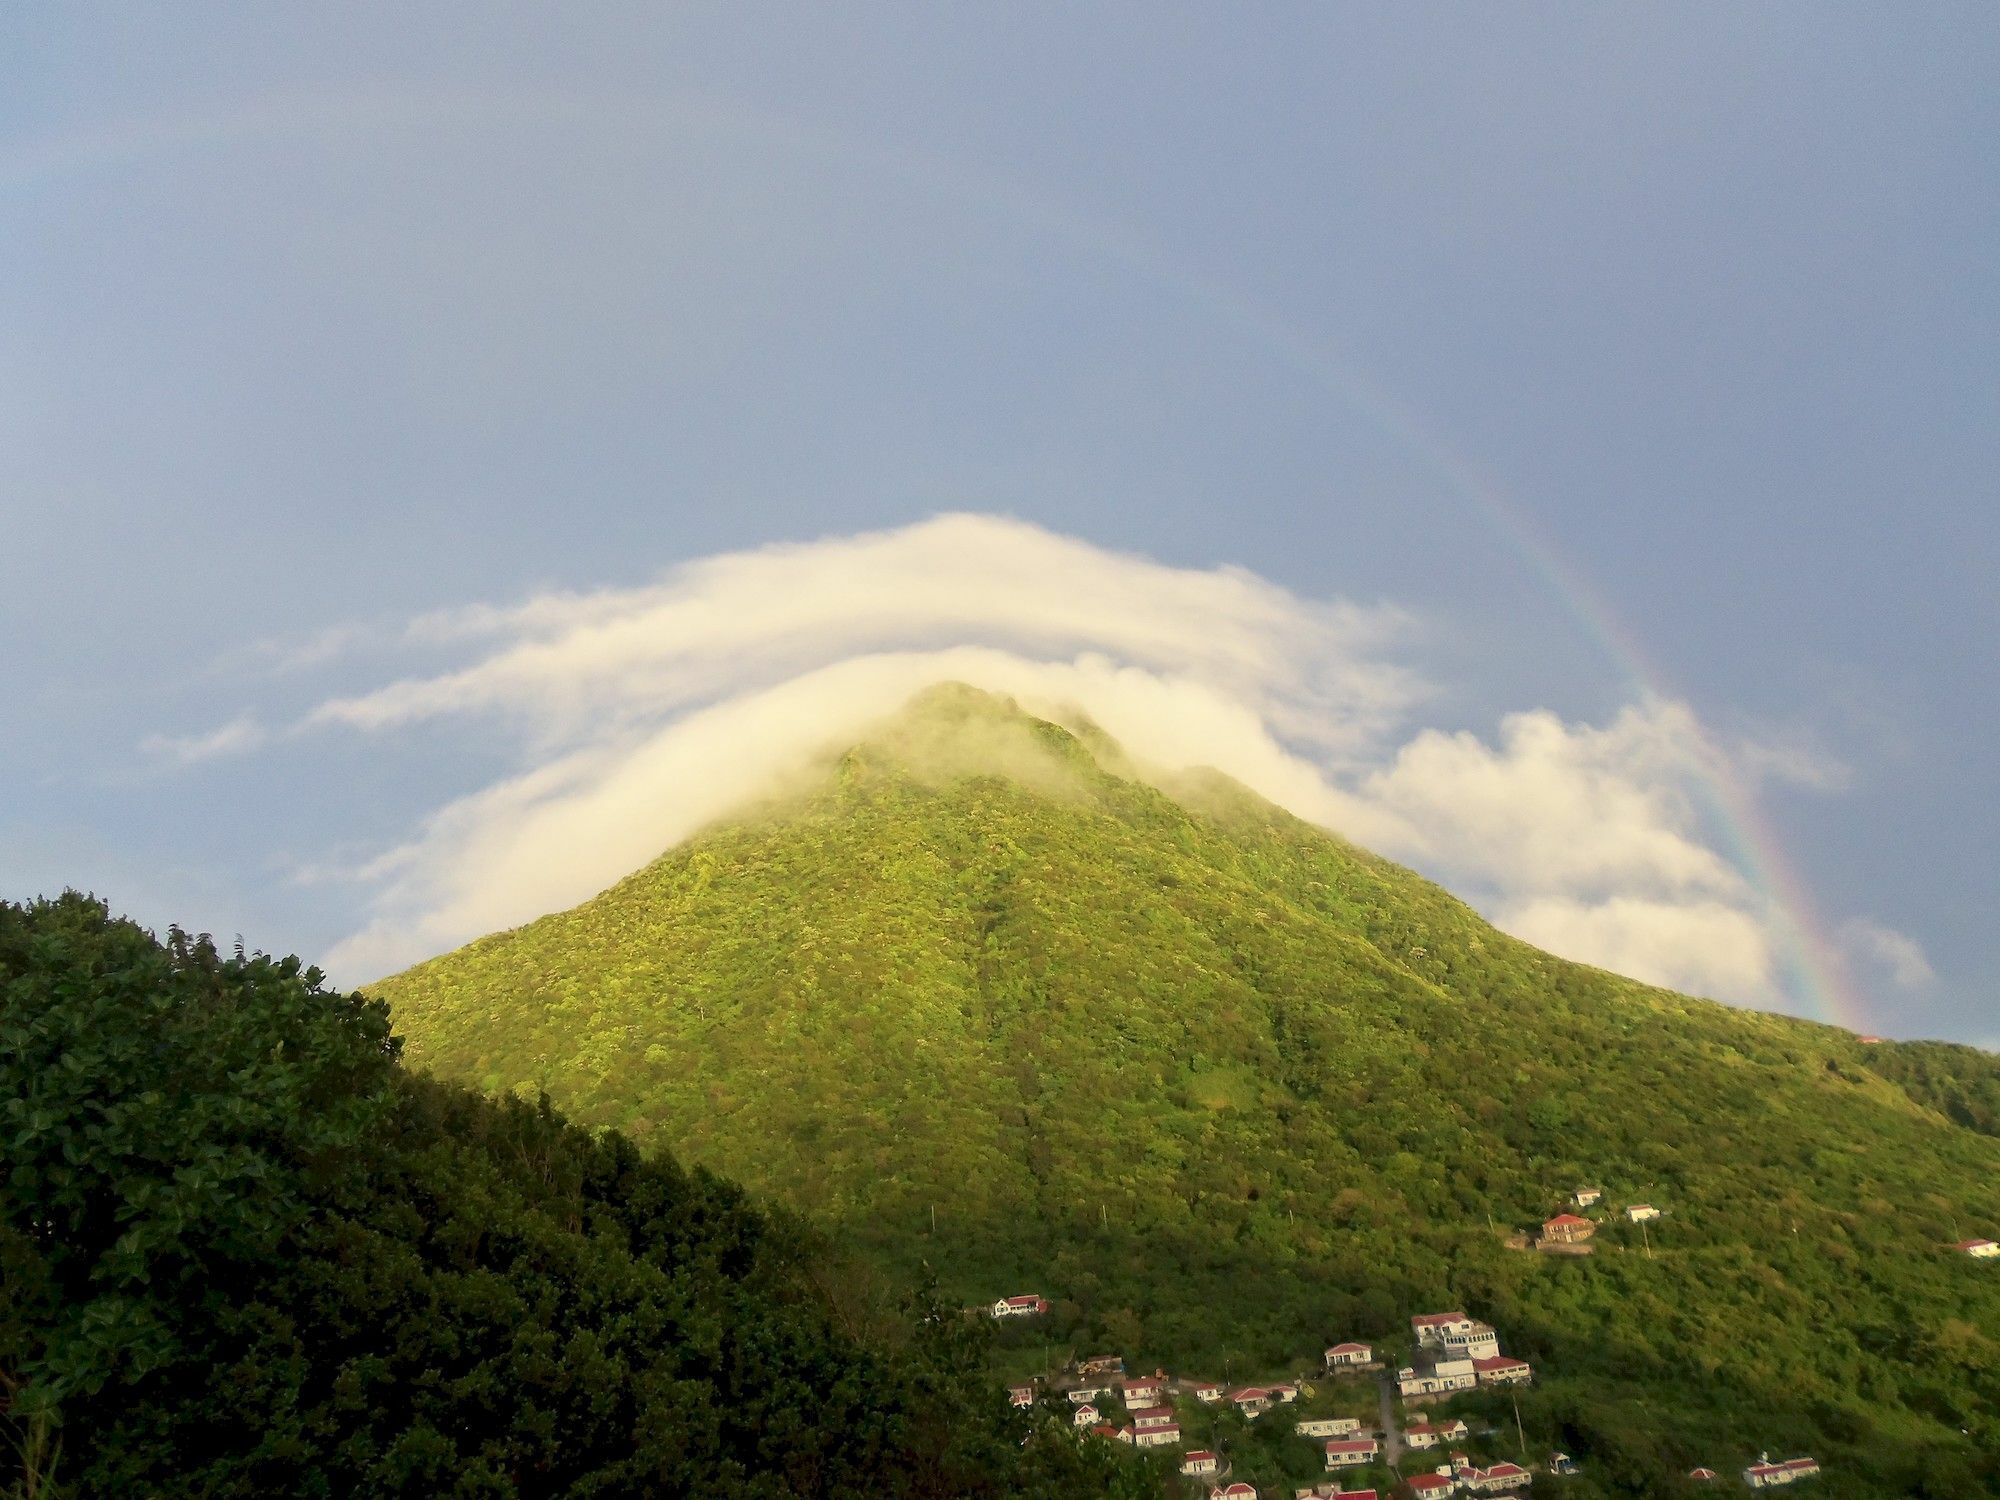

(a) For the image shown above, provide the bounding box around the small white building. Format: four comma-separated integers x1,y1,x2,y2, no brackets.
1231,1386,1273,1416
1118,1377,1165,1407
1008,1383,1035,1408
1323,1341,1373,1368
1744,1456,1820,1488
1190,1381,1224,1403
1626,1204,1662,1223
1071,1404,1101,1428
1067,1386,1105,1405
990,1294,1049,1318
1404,1421,1439,1450
1472,1356,1533,1386
1218,1486,1258,1500
1131,1423,1179,1450
1460,1462,1532,1494
1180,1450,1219,1476
1296,1416,1360,1438
1131,1405,1175,1430
1396,1358,1476,1398
1574,1187,1603,1208
1323,1437,1378,1469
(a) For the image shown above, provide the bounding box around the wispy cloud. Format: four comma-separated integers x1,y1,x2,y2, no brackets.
1839,917,1936,991
140,714,268,765
173,514,1867,1005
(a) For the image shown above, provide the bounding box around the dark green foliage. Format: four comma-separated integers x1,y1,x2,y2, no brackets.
0,893,1161,1499
381,687,2000,1496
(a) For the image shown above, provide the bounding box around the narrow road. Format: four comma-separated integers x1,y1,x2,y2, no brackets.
1376,1371,1402,1465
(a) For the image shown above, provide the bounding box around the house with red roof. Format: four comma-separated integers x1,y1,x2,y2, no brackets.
1189,1380,1224,1402
1217,1485,1257,1499
1542,1213,1595,1244
1179,1450,1219,1476
1296,1416,1360,1438
1688,1468,1718,1482
1230,1385,1273,1415
1118,1375,1165,1406
1323,1340,1374,1369
990,1294,1049,1318
1070,1404,1101,1428
1131,1422,1180,1450
1744,1456,1821,1488
1410,1312,1475,1346
1406,1477,1453,1498
1404,1420,1439,1449
1955,1237,1999,1258
1130,1405,1175,1430
1323,1436,1378,1469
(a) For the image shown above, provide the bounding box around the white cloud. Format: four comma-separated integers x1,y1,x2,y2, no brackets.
1838,917,1936,991
140,714,267,764
193,512,1865,1008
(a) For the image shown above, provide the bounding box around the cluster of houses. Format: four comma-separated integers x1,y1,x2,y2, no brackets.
1539,1187,1663,1248
1395,1313,1532,1400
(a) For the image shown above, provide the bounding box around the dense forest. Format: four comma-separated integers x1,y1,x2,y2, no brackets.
0,893,1164,1498
381,685,2000,1497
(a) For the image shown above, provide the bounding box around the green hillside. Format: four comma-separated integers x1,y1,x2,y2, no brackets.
381,685,2000,1496
0,894,1160,1500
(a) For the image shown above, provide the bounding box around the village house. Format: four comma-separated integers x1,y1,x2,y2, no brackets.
1542,1213,1595,1244
1218,1485,1257,1500
1230,1386,1274,1416
1440,1320,1501,1361
1743,1456,1821,1488
1688,1468,1718,1482
1180,1450,1219,1476
1435,1417,1469,1441
1397,1358,1476,1398
1296,1416,1360,1438
1403,1421,1439,1450
1323,1341,1374,1369
1118,1376,1165,1407
1067,1386,1106,1405
1071,1404,1101,1428
1472,1355,1533,1386
1626,1204,1662,1223
1405,1476,1453,1498
1955,1237,2000,1258
990,1294,1049,1318
1574,1187,1603,1208
1269,1382,1299,1403
1130,1405,1175,1430
1322,1437,1378,1470
1131,1422,1180,1450
1410,1312,1476,1347
1459,1461,1532,1493
1190,1380,1224,1403
1008,1383,1035,1408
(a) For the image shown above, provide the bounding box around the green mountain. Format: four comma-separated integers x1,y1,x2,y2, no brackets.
380,684,2000,1496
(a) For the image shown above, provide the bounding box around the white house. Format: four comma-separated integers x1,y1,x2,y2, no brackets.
1270,1383,1299,1403
1008,1383,1035,1408
1180,1450,1219,1476
1132,1423,1180,1450
1218,1486,1258,1500
1067,1386,1105,1405
1744,1456,1820,1488
1626,1204,1662,1223
1071,1404,1101,1428
1406,1477,1453,1498
1404,1421,1439,1450
1323,1341,1373,1368
1131,1405,1175,1430
1955,1238,2000,1258
1296,1416,1360,1438
1440,1321,1501,1361
1190,1381,1224,1403
1460,1462,1532,1494
1574,1187,1603,1208
990,1294,1049,1318
1436,1418,1469,1441
1119,1377,1165,1407
1410,1312,1475,1347
1323,1437,1378,1469
1472,1356,1533,1386
1231,1386,1273,1416
1397,1358,1476,1398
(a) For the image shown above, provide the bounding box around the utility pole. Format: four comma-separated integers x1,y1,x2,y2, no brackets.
1512,1390,1527,1458
1641,1218,1652,1260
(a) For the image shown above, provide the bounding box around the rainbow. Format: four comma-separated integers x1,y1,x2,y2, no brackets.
1,87,1870,1028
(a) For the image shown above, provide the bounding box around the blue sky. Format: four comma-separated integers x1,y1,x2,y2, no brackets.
4,6,1994,1044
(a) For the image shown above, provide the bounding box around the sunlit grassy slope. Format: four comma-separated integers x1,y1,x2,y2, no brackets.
379,684,2000,1493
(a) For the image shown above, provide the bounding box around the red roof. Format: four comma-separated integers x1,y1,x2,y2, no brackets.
1473,1356,1529,1372
1325,1439,1377,1454
1182,1450,1216,1461
1544,1213,1592,1227
1954,1238,1996,1250
1129,1405,1172,1421
1229,1385,1269,1401
1688,1468,1717,1480
1002,1294,1043,1306
1412,1311,1467,1326
1483,1462,1528,1478
1333,1491,1379,1500
1408,1479,1453,1495
1218,1487,1257,1498
1326,1341,1370,1353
